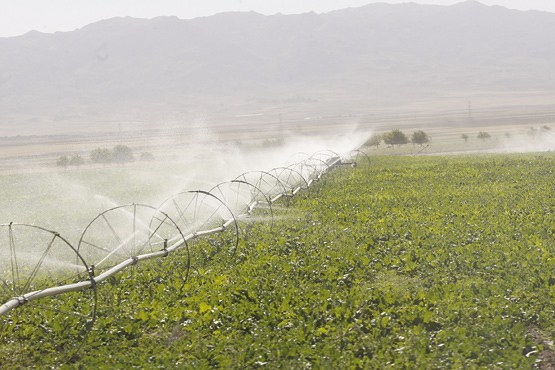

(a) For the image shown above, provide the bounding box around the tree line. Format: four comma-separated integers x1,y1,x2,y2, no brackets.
364,129,431,149
57,145,154,167
365,127,547,149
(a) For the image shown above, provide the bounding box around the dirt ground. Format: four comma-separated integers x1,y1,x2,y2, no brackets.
1,101,554,174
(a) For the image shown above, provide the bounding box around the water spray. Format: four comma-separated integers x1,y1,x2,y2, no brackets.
0,147,369,360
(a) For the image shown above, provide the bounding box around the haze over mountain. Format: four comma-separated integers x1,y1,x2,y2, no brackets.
1,0,555,135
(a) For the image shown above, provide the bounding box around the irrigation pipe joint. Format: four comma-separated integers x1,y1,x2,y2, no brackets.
16,296,27,307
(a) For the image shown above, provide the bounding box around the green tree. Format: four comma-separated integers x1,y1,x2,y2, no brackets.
56,156,69,167
364,134,382,149
383,129,408,147
411,130,430,146
477,131,491,140
69,154,84,166
112,145,134,163
91,148,113,164
461,134,469,143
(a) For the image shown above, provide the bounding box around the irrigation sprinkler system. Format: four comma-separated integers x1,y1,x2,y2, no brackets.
234,171,289,204
0,148,365,358
346,149,371,167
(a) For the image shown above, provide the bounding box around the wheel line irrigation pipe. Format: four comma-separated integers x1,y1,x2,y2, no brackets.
0,152,350,317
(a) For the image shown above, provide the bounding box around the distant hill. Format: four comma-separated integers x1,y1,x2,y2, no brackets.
1,0,555,135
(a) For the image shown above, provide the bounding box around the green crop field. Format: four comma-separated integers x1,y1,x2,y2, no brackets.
2,153,555,368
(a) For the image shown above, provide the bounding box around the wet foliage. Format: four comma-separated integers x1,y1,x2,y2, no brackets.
2,153,555,368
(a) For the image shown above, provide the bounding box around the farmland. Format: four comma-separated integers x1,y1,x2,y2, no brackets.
1,153,554,368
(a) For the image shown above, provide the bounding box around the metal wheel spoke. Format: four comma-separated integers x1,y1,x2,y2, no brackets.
8,224,20,293
197,205,223,232
172,199,191,230
132,204,137,255
102,214,123,246
231,186,243,212
193,195,199,225
151,215,165,224
22,234,56,293
95,237,134,268
139,215,169,251
81,240,110,253
148,215,168,241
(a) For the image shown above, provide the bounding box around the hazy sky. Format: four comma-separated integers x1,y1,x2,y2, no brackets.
2,0,555,38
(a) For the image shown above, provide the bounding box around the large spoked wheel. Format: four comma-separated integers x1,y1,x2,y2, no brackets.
78,204,188,278
235,171,289,205
0,223,96,365
210,180,275,237
156,191,239,267
311,149,341,163
269,167,309,195
78,204,188,319
347,149,371,167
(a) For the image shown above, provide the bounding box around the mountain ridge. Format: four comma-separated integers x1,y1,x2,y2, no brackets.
1,1,555,135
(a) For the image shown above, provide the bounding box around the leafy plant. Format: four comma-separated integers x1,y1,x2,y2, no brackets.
411,130,430,146
56,155,69,167
383,129,409,147
364,134,382,149
3,153,555,368
91,147,113,164
69,154,85,166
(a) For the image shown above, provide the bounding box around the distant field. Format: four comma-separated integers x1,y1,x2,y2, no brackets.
1,113,553,242
0,152,274,245
1,100,554,174
2,153,554,368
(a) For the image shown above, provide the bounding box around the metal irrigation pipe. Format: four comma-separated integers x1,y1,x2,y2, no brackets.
1,217,231,317
0,279,94,316
0,242,187,316
234,171,288,202
0,148,347,318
